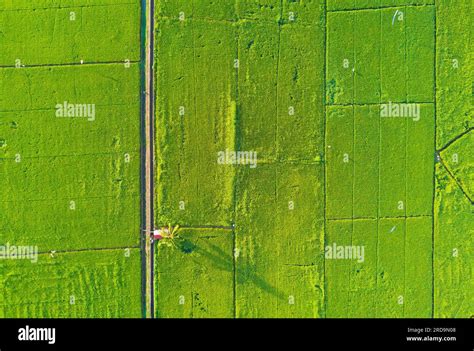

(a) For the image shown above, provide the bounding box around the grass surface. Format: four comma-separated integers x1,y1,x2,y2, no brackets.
436,0,473,149
155,20,236,226
0,2,140,66
434,164,473,317
155,228,234,318
0,0,142,317
326,6,434,105
1,0,472,319
1,249,142,318
0,65,141,252
154,0,472,318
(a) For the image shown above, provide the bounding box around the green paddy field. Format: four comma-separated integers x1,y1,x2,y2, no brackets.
0,0,142,318
154,0,472,318
0,0,472,318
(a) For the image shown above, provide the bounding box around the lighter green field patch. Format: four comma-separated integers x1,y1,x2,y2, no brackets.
1,249,142,318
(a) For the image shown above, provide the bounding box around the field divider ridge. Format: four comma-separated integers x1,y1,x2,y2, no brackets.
0,61,140,69
37,245,141,256
436,127,474,153
327,3,435,14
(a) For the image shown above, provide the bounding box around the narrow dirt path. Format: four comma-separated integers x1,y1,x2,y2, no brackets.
142,0,155,319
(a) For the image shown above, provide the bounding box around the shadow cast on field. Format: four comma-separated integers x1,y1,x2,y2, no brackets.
179,238,286,301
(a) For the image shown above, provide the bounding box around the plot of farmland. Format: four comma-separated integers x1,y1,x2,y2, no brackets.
326,5,434,105
0,2,140,66
1,0,472,319
326,104,435,219
154,228,234,318
1,249,141,318
327,0,434,11
326,217,432,318
154,0,472,319
439,132,474,202
0,64,141,252
0,0,142,317
323,4,440,319
155,20,237,226
234,164,324,318
433,0,473,318
434,163,473,317
436,0,473,149
154,0,326,318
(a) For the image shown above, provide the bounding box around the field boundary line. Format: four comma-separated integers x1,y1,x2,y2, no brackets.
254,159,323,165
0,103,138,114
323,0,328,318
0,150,140,161
184,1,200,320
403,4,408,318
436,127,474,153
275,0,282,314
155,15,315,28
0,61,140,69
327,101,434,107
327,214,432,221
431,0,437,318
327,3,434,13
375,9,383,315
37,245,141,256
150,0,157,319
274,0,283,161
374,6,387,315
231,16,241,319
156,224,235,231
2,2,137,12
0,194,140,205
